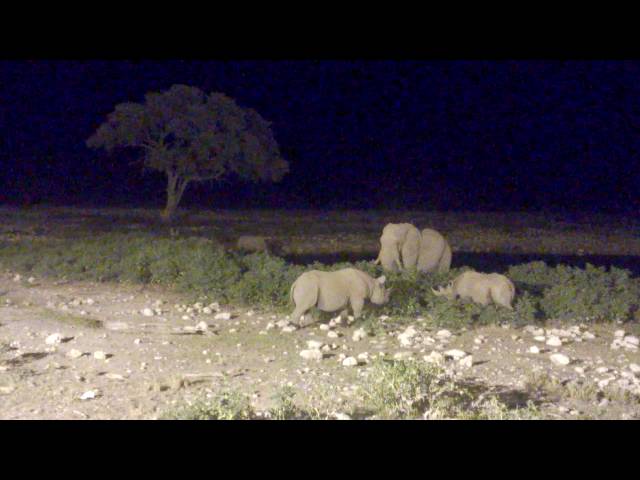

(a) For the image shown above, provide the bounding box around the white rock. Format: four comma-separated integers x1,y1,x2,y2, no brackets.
79,389,100,400
141,308,155,317
134,338,142,345
105,373,125,381
319,324,330,331
327,331,340,338
342,357,358,367
93,351,108,360
195,321,209,332
436,329,452,339
85,298,95,305
624,336,639,346
574,367,585,375
45,333,63,345
202,307,212,315
459,355,473,368
614,330,626,338
334,413,351,420
529,346,540,354
582,332,596,340
275,319,290,328
282,326,297,333
13,274,22,282
379,315,390,321
595,367,609,374
266,322,275,330
357,352,370,363
352,328,367,342
66,349,83,359
214,312,232,320
550,353,571,366
300,349,324,361
306,340,324,350
629,363,640,374
444,349,467,360
546,336,563,347
534,335,546,342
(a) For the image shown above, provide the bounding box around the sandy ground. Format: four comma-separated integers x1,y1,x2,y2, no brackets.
2,272,639,420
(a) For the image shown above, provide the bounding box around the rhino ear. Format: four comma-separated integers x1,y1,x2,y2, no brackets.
377,275,386,285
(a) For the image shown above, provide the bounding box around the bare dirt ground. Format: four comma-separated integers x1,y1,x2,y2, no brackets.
1,207,640,419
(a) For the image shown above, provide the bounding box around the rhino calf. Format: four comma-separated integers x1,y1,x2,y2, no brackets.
417,228,452,273
236,235,280,255
374,223,421,272
290,268,391,325
432,271,515,309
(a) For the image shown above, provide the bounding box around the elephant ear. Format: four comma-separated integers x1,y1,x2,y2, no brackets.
377,275,386,285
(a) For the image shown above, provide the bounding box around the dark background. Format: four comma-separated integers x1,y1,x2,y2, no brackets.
1,60,639,213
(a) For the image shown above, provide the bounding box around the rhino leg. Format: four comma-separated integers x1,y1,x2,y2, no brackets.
291,284,319,325
350,296,365,319
401,231,421,270
438,243,452,273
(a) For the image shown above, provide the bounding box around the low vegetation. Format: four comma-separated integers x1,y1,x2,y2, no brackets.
1,233,639,329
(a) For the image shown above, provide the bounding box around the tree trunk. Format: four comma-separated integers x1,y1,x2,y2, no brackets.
161,173,189,223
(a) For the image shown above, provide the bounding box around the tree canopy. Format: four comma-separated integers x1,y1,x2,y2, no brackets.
87,84,289,219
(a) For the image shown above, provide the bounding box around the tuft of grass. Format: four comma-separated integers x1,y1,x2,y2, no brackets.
161,390,256,420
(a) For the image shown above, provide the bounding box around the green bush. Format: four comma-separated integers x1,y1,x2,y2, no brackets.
1,235,639,326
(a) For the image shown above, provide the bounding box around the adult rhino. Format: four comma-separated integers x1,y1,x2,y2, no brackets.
373,223,421,272
432,271,515,309
290,268,391,326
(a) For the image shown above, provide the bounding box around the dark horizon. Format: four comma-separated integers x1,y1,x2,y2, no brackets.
1,60,639,214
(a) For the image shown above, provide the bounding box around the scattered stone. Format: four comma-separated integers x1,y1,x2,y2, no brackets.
534,335,546,342
319,324,331,331
550,353,571,366
327,331,340,338
342,356,358,367
529,346,540,354
134,338,142,345
334,413,351,420
444,349,467,360
546,336,563,347
583,332,596,340
357,352,370,363
79,389,101,400
436,329,452,339
282,326,297,333
93,351,108,360
574,367,585,375
195,321,209,332
379,315,390,321
45,333,64,345
306,340,324,350
13,274,22,282
141,308,155,317
459,355,473,369
352,328,367,342
202,307,213,315
596,367,609,374
624,336,639,346
614,330,626,338
214,312,232,321
629,364,640,374
105,373,125,381
398,326,418,346
66,349,83,359
300,349,324,361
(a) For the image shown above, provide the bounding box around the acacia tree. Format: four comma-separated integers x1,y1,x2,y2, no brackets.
87,85,289,221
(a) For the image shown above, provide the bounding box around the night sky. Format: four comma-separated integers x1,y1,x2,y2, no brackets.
1,60,639,213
